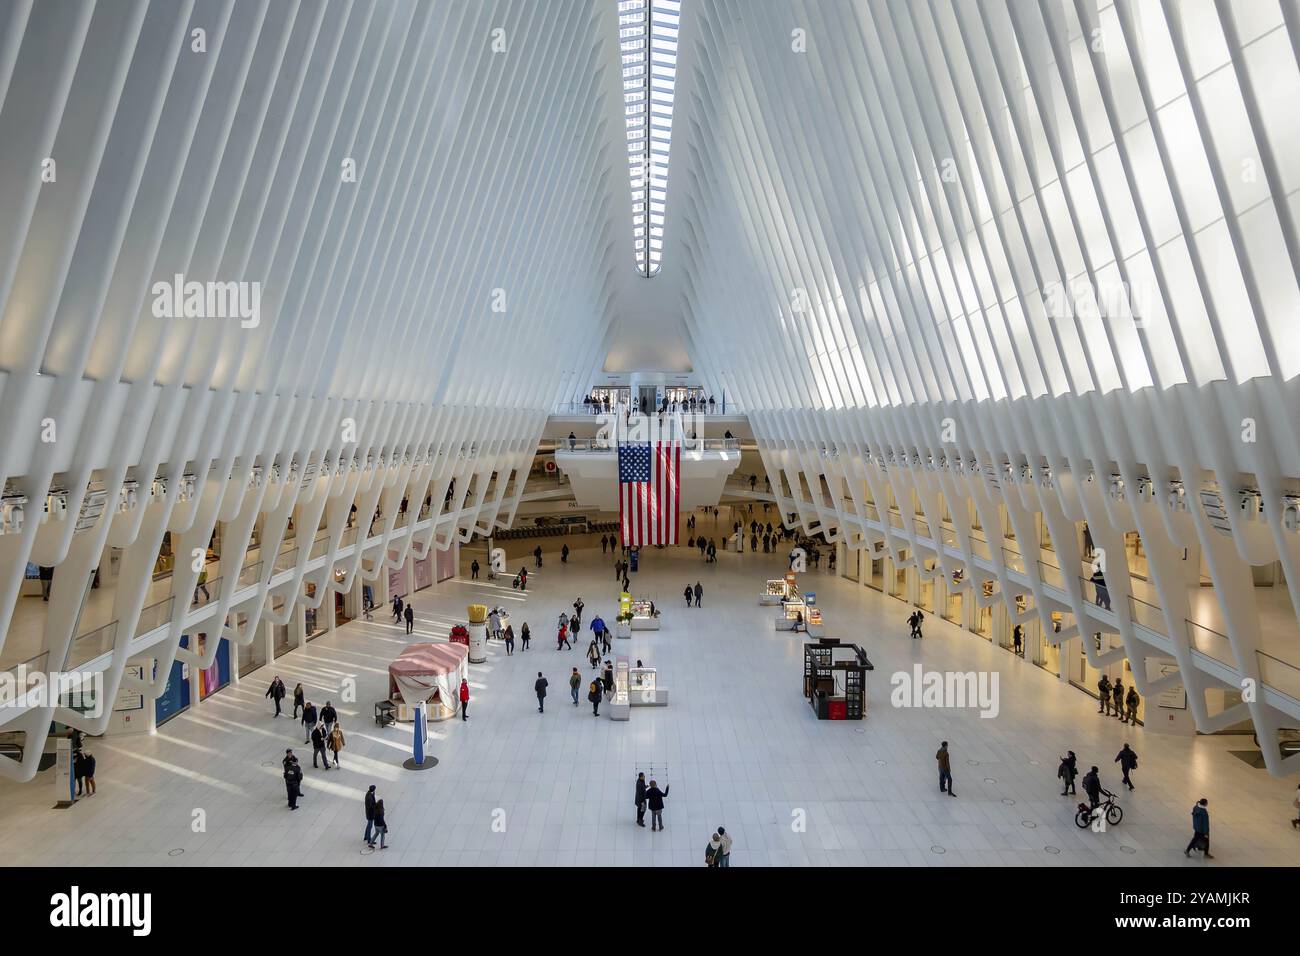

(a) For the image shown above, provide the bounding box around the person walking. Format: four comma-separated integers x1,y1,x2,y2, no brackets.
1125,686,1140,726
684,585,693,607
363,785,377,845
1012,624,1023,656
518,567,527,591
569,667,582,706
588,677,603,716
470,559,480,580
556,621,570,650
533,545,543,568
292,682,305,719
504,624,515,656
1058,750,1078,795
716,826,732,867
573,597,585,626
404,603,414,635
328,722,346,766
602,661,615,701
1185,798,1213,858
936,741,955,796
635,772,648,827
599,618,612,655
392,595,403,623
535,672,548,713
913,611,925,639
372,798,389,850
694,582,703,607
520,622,531,650
320,700,338,735
706,833,722,867
586,640,600,670
265,675,286,717
601,535,608,554
301,701,318,744
283,750,303,810
1115,743,1138,791
1098,674,1112,715
561,543,570,564
78,750,97,795
646,779,670,830
1112,678,1125,721
311,722,331,770
1082,766,1103,814
458,678,470,721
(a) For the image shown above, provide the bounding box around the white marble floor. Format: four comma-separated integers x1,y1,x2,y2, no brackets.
0,540,1296,867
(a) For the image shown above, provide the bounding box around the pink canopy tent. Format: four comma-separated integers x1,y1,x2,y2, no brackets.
388,641,468,721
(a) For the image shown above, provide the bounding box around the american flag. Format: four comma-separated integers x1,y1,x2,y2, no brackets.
618,440,680,546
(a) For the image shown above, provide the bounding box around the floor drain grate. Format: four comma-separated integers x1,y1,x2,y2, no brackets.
930,845,946,854
1021,820,1037,829
983,777,996,784
1120,845,1137,854
168,848,184,857
1045,846,1061,855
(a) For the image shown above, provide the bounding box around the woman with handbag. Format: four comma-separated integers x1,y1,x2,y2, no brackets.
327,723,346,766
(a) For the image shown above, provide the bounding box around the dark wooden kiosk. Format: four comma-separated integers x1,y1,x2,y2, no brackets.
803,638,873,720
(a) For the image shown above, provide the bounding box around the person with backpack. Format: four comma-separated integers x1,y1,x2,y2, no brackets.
534,672,548,713
569,667,582,706
1097,674,1112,715
328,723,346,766
1125,686,1140,725
1115,743,1138,791
588,678,603,716
1185,798,1212,858
1111,678,1125,721
459,678,470,721
706,833,722,867
716,826,732,867
265,675,286,717
1058,750,1078,795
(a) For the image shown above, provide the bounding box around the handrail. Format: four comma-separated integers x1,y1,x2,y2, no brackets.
1185,620,1237,668
1257,651,1300,702
190,576,221,610
135,596,174,637
558,437,741,452
65,621,119,671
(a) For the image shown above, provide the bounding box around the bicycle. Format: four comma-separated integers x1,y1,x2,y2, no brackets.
1075,789,1123,829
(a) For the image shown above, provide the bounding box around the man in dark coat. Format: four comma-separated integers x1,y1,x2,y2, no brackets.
310,723,331,770
320,701,338,734
265,676,286,717
1185,798,1213,858
645,779,670,831
283,750,303,810
1115,744,1138,791
404,603,414,635
635,772,648,827
534,672,548,713
301,701,318,743
1082,766,1103,812
364,785,377,845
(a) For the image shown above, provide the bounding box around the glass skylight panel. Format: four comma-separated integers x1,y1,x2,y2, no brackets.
620,0,679,276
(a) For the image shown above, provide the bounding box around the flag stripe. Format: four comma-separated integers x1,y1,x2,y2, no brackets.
618,439,679,548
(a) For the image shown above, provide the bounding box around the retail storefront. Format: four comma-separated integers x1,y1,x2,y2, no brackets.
435,541,458,582
154,635,191,726
235,612,266,677
196,633,231,699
